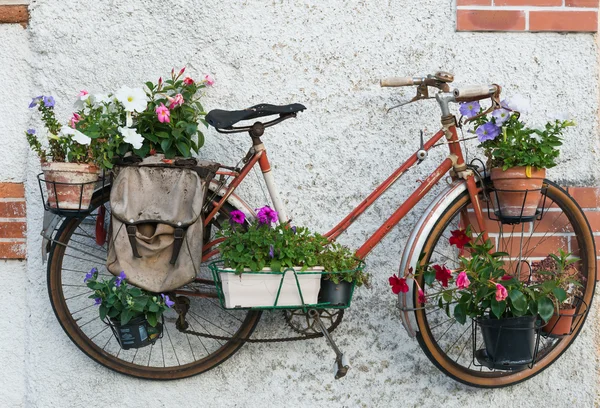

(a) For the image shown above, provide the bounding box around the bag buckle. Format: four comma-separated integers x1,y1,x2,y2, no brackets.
126,225,142,258
170,227,185,265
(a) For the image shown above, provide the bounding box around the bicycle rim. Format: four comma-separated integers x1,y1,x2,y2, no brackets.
47,190,262,380
414,180,596,388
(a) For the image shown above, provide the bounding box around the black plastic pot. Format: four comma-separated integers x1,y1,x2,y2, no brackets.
318,279,353,306
476,315,537,369
110,315,162,350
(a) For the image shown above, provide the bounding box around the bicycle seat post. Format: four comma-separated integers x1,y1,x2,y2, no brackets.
249,122,265,145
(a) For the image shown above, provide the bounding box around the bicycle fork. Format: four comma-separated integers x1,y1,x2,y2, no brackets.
308,309,350,379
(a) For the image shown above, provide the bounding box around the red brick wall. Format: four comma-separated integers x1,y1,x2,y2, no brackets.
0,4,29,28
457,0,599,32
0,183,26,259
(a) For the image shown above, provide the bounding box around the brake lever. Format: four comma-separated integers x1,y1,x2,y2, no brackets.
387,84,432,113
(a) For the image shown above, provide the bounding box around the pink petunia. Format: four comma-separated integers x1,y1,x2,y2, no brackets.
78,90,89,97
203,74,215,86
456,271,470,289
230,210,246,225
69,112,81,128
495,284,508,302
256,206,278,224
155,103,170,123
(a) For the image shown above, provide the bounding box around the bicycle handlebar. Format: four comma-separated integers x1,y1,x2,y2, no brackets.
380,77,417,87
453,85,498,102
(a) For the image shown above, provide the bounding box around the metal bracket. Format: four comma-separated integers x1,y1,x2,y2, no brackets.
416,130,428,164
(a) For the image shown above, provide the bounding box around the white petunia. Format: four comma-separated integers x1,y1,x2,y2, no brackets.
73,91,91,110
60,125,75,137
548,111,572,122
91,93,111,107
61,125,91,145
504,94,531,114
118,126,144,150
115,86,148,112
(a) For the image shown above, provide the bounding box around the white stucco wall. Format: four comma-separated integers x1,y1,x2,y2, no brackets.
1,0,599,406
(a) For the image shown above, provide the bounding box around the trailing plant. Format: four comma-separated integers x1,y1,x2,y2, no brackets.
84,268,174,327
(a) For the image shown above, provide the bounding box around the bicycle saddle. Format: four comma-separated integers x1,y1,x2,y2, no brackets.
206,103,306,129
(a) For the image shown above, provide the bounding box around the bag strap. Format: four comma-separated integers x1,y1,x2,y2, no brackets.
170,227,185,265
126,225,142,258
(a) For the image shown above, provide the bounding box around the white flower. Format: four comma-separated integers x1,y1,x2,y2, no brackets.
73,90,90,110
548,111,572,122
504,94,531,114
60,125,91,145
118,126,144,150
91,93,111,107
115,86,148,112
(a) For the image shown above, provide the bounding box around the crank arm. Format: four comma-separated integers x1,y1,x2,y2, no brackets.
308,309,350,379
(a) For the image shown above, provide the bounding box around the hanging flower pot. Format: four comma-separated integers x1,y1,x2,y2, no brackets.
490,166,546,220
109,315,163,350
543,306,577,336
41,162,99,211
318,279,353,306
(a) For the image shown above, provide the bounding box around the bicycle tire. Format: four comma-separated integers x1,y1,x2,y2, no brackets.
413,179,596,388
47,189,262,380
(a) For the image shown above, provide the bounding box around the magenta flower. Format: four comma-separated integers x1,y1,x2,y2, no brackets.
203,74,215,86
230,210,246,224
456,271,470,289
449,229,471,249
433,264,452,288
495,284,508,301
169,93,184,109
156,103,170,123
78,90,89,97
178,67,185,77
418,288,426,304
459,101,480,118
256,206,278,224
69,112,81,128
389,274,409,294
183,77,194,86
476,122,500,142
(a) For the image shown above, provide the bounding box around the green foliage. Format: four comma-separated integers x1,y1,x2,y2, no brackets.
217,212,369,286
530,249,584,310
416,231,564,324
85,269,172,327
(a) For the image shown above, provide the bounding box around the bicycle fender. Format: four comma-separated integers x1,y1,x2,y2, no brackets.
397,179,469,338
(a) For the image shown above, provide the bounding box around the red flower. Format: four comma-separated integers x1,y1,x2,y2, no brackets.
449,229,471,249
183,77,194,86
418,288,426,304
501,275,513,281
433,264,452,287
389,274,409,294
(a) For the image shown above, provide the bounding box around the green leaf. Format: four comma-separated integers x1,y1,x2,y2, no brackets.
161,139,172,152
423,269,435,286
491,298,506,319
509,289,527,312
120,309,132,325
176,141,190,157
156,131,170,139
148,303,159,313
453,303,467,325
442,291,452,303
99,305,107,320
186,123,198,135
147,312,157,327
552,287,567,304
145,81,155,91
537,297,555,323
144,133,159,143
270,260,281,272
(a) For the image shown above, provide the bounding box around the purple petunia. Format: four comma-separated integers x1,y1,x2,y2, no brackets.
492,108,511,126
26,128,36,135
29,96,42,108
230,210,246,225
459,101,481,118
94,297,102,306
42,96,55,108
476,122,501,142
161,293,175,308
115,271,126,287
269,244,274,259
291,226,297,234
256,206,278,225
84,267,98,283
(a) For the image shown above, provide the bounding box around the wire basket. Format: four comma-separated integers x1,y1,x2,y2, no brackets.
37,172,108,217
208,260,362,311
486,185,548,225
541,296,589,338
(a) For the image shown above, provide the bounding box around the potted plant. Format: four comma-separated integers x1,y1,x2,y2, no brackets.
27,68,213,210
460,97,575,219
531,250,585,336
84,268,174,350
317,242,368,306
211,206,366,308
390,227,561,368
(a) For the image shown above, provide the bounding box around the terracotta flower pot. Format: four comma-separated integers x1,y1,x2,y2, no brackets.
543,306,576,336
490,167,546,219
41,162,99,210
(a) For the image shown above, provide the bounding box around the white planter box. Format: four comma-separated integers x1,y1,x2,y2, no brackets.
219,267,323,308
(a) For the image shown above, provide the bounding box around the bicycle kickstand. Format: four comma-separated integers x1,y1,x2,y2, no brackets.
308,309,350,379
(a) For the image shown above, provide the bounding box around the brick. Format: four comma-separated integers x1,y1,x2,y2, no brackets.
498,235,569,259
457,0,491,5
0,201,25,218
568,187,600,209
0,242,26,259
529,11,598,32
457,10,526,31
534,211,574,233
0,183,24,198
0,5,28,27
583,211,600,232
0,222,26,239
495,0,561,5
566,0,599,7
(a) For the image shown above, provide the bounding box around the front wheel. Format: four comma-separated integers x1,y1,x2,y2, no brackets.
47,190,262,380
413,180,596,388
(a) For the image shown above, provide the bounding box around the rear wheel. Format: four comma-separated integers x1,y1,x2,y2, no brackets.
413,180,596,387
47,189,262,380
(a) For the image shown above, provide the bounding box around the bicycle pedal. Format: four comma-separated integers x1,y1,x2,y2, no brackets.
333,354,350,379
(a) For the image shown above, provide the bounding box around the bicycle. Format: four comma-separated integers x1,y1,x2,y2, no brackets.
42,71,596,387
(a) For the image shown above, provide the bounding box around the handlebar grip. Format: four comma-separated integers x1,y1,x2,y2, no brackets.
453,85,498,102
380,77,415,87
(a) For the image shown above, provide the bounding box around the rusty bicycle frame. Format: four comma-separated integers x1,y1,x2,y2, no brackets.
199,79,497,275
